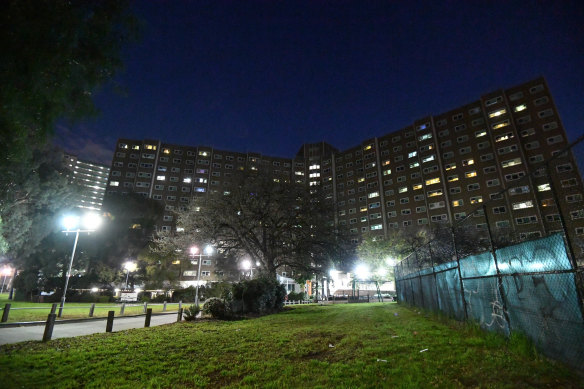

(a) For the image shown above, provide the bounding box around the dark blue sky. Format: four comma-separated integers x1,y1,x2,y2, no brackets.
57,0,584,164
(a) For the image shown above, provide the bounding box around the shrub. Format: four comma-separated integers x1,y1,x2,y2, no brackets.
171,286,197,302
287,291,305,301
183,304,200,321
202,297,229,319
231,276,286,315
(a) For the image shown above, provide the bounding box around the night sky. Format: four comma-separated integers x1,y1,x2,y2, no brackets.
56,1,584,165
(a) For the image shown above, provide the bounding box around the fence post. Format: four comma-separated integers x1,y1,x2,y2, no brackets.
143,302,147,314
163,301,167,312
451,226,468,320
1,303,11,322
120,303,125,315
106,311,115,332
145,308,152,327
89,303,95,318
42,313,57,342
177,308,183,322
415,248,425,309
483,204,512,332
50,303,58,315
179,300,182,311
428,241,440,312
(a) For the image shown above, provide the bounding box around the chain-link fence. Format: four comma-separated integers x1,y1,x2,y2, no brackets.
395,136,584,370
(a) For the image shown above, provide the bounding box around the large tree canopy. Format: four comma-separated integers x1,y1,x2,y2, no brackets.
0,0,138,165
155,174,352,278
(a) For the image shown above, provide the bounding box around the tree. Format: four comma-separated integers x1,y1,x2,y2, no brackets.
155,173,351,278
1,146,80,262
356,227,427,281
0,0,138,165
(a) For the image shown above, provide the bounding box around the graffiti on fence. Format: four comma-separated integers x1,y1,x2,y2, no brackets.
396,234,584,370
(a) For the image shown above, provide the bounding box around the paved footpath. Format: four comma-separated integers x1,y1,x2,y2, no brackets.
0,313,179,345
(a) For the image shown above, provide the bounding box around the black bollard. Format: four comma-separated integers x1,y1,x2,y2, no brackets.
145,308,152,327
43,313,57,342
106,311,115,332
1,303,11,322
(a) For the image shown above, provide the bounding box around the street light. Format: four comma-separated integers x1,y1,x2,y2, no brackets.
59,212,102,317
190,245,214,307
241,259,260,278
123,261,138,289
0,265,13,294
354,263,370,280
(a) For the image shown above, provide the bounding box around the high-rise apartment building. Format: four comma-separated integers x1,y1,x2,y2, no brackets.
63,153,110,211
105,77,584,267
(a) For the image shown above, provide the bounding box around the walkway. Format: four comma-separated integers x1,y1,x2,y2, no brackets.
0,313,178,345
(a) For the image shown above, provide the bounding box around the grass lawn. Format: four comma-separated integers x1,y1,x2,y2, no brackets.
0,295,180,322
1,303,581,388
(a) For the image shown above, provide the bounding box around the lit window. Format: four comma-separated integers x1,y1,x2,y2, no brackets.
109,181,119,186
408,151,418,158
492,120,510,130
514,104,527,112
465,171,477,178
448,175,458,182
445,163,456,171
488,109,507,118
360,206,367,212
364,145,372,151
462,159,474,166
538,183,551,192
157,175,166,181
145,144,157,150
383,169,391,176
470,196,483,204
368,192,379,198
183,177,192,183
452,199,463,207
425,177,440,185
413,184,423,190
512,201,534,210
399,186,408,193
163,148,171,154
475,130,487,138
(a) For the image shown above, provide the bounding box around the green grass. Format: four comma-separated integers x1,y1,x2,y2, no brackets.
0,295,180,322
1,303,581,388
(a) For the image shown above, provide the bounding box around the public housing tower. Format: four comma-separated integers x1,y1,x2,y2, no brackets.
105,77,584,259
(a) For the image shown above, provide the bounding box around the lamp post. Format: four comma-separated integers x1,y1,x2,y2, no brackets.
191,245,214,307
241,259,260,278
123,261,137,289
0,266,13,294
59,213,102,317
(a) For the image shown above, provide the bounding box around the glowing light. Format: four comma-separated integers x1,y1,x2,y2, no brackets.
123,261,137,272
355,264,370,280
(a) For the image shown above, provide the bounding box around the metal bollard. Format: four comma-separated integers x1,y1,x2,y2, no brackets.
50,303,58,315
42,313,57,342
163,301,167,312
106,311,115,332
1,303,11,322
120,303,125,315
177,308,183,322
89,303,95,317
145,308,152,327
143,302,148,314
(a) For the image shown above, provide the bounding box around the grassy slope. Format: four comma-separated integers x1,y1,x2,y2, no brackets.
1,303,581,388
